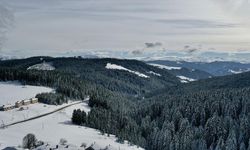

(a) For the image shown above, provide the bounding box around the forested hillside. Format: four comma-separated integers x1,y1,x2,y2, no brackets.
1,57,250,150
0,57,180,96
147,60,250,76
85,71,250,150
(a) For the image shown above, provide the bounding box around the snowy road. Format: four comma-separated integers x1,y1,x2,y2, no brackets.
1,99,88,129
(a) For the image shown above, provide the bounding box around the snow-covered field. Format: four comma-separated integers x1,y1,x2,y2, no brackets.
0,102,143,150
0,82,143,150
106,63,149,78
27,62,55,71
0,81,54,106
0,101,90,125
149,63,182,70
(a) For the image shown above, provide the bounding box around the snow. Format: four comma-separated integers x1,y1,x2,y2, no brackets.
0,102,143,150
105,63,149,78
147,71,161,77
177,76,196,83
0,81,54,106
27,62,55,71
229,70,243,74
149,63,182,70
0,82,143,150
0,101,90,125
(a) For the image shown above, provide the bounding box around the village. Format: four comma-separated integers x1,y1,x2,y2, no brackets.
0,97,38,111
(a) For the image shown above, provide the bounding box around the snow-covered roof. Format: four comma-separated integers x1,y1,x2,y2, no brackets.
23,99,31,103
2,104,14,108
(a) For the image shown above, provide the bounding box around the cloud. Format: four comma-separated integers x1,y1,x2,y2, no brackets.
184,45,190,49
214,0,250,20
131,50,143,55
145,42,162,48
0,3,14,50
1,0,250,55
187,48,198,53
184,45,202,54
157,19,238,29
130,42,164,56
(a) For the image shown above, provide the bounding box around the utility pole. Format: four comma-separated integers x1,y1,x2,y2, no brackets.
1,120,5,129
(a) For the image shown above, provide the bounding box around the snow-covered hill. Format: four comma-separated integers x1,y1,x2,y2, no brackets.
105,63,149,78
148,60,250,77
148,63,211,80
27,62,55,71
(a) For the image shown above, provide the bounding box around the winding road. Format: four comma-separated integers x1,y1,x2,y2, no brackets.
1,98,89,129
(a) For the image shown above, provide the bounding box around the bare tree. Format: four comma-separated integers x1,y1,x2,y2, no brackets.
0,3,14,49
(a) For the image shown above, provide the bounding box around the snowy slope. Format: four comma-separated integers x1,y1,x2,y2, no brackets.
148,63,181,70
0,82,54,106
147,71,161,77
228,69,250,74
177,76,196,83
0,101,90,125
27,62,55,71
105,63,149,78
0,102,143,150
0,82,143,150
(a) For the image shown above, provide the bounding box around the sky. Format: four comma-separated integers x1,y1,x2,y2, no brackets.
0,0,250,58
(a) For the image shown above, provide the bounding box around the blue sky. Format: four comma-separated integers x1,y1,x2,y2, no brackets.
1,0,250,57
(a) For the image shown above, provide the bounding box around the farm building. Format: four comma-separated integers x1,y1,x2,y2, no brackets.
15,101,23,108
0,97,39,111
23,99,31,105
31,98,38,104
0,104,15,111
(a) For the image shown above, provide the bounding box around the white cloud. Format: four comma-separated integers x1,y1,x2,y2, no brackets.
0,0,250,56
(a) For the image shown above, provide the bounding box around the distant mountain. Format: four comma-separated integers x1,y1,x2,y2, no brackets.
147,60,250,76
148,63,213,81
149,69,250,98
187,71,250,91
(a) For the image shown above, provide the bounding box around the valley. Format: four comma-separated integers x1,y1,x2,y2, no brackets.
0,57,250,150
1,0,250,149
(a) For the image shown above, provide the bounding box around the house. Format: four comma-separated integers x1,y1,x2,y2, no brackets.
1,97,39,111
15,101,23,108
31,98,38,104
0,104,15,111
22,99,31,105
